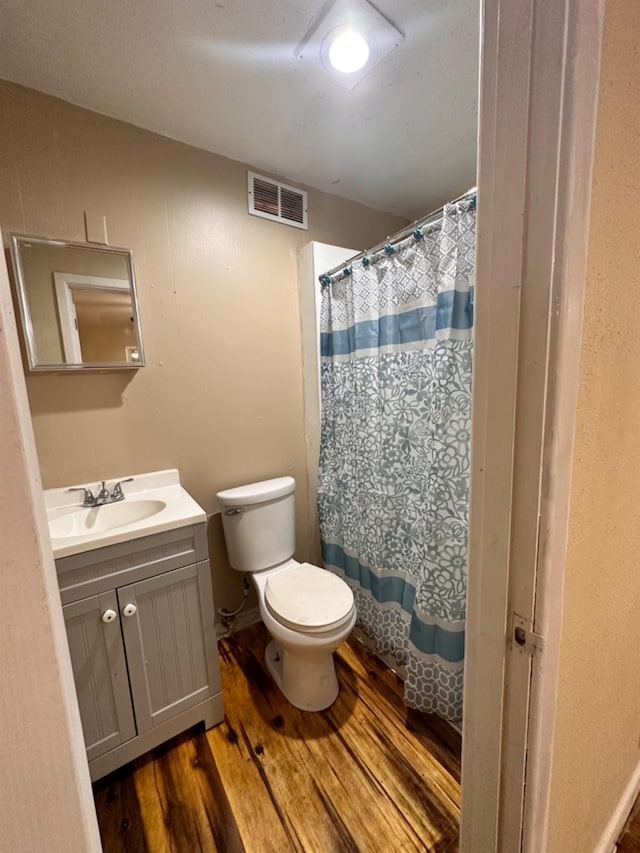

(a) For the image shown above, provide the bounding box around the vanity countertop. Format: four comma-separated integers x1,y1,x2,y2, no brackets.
44,469,206,558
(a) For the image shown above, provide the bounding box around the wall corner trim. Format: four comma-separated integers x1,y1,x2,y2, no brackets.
594,758,640,853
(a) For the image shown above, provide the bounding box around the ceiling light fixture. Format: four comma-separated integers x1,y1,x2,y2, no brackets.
328,28,370,74
294,0,404,92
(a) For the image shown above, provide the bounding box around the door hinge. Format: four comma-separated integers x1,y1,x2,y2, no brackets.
512,613,544,657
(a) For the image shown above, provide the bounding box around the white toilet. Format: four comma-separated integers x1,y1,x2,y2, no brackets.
217,476,356,711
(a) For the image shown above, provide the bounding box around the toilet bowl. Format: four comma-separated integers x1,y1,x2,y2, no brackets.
217,476,356,711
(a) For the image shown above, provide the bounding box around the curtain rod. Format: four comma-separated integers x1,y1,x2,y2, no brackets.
319,186,477,283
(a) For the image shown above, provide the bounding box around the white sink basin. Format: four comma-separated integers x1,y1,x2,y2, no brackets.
48,499,167,539
44,469,207,558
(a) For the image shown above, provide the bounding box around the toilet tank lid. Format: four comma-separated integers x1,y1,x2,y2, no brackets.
216,476,295,507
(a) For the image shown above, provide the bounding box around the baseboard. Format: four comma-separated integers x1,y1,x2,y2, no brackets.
215,606,261,640
594,757,640,853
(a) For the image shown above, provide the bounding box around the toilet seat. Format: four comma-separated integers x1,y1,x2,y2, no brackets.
265,563,354,634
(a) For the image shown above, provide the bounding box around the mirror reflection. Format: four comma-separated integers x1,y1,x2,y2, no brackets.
9,235,145,370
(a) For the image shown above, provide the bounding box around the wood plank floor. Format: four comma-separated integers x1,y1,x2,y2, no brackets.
94,622,461,852
617,795,640,852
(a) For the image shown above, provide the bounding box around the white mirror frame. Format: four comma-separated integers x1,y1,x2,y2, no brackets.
8,233,146,371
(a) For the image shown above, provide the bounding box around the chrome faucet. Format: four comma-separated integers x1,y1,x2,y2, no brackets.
110,478,134,502
67,477,134,507
96,481,111,505
67,486,99,507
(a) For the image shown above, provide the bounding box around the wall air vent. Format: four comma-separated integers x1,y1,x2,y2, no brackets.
248,171,308,230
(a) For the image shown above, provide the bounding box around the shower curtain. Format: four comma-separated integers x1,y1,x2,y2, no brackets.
318,195,475,721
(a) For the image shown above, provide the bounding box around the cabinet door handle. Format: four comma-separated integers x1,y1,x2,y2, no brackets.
122,603,137,617
101,609,117,623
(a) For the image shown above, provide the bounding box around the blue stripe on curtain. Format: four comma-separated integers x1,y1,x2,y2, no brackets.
323,541,465,664
320,287,473,358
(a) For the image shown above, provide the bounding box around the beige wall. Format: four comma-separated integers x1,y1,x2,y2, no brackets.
547,1,640,849
0,79,406,613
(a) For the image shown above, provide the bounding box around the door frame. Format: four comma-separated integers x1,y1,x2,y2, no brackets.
461,1,605,851
54,271,131,363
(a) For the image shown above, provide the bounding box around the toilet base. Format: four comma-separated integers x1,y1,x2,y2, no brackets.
265,639,339,712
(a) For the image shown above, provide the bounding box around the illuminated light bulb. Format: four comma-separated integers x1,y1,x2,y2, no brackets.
328,29,370,73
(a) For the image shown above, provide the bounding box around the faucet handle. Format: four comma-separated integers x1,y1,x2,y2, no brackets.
96,480,111,503
67,486,97,507
110,477,134,501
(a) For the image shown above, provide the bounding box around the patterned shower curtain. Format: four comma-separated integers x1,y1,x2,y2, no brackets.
318,195,475,721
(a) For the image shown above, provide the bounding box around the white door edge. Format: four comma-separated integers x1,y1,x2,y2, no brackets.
0,232,101,849
461,1,605,851
520,3,605,849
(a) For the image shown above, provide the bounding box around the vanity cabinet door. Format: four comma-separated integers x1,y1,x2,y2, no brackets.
63,591,136,761
118,562,216,733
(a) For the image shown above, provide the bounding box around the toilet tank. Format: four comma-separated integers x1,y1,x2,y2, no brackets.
216,476,295,573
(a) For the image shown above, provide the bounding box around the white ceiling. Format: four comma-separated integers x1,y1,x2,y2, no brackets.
0,0,479,219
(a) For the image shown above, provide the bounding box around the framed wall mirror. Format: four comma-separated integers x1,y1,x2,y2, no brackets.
9,234,145,371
